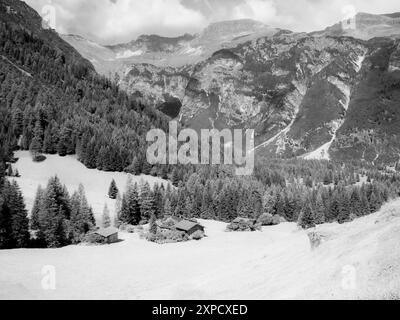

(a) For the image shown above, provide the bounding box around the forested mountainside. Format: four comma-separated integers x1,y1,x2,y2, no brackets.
0,0,173,249
0,0,170,175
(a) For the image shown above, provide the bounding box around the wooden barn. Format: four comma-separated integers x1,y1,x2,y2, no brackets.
93,227,119,244
174,220,204,236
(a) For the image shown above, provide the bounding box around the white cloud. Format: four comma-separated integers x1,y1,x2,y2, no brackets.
232,0,277,23
26,0,206,43
24,0,400,43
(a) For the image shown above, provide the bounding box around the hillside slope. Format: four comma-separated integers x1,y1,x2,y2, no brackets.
1,198,400,299
10,151,171,219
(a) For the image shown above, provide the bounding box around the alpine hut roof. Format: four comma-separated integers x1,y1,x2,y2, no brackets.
94,227,118,238
175,220,201,232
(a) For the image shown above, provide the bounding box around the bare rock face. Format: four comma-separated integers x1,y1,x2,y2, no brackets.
62,19,280,75
64,14,400,166
330,38,400,165
120,33,370,159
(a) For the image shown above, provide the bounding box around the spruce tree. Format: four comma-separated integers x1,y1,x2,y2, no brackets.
152,184,164,218
29,137,42,159
36,177,71,247
349,189,362,217
114,192,122,228
67,184,94,244
263,191,276,215
120,183,141,225
298,203,316,229
3,181,30,248
174,188,187,218
360,188,371,216
140,182,155,222
314,194,326,225
369,188,382,213
149,213,157,235
31,185,44,230
200,183,213,219
171,168,180,187
327,194,340,222
102,204,111,228
337,192,351,224
108,179,119,199
0,194,12,249
164,198,172,217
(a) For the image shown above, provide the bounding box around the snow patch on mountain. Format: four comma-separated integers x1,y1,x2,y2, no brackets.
303,120,344,160
353,53,366,72
180,45,203,56
327,76,351,110
116,49,144,59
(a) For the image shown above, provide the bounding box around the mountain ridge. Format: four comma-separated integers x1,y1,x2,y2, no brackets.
43,9,400,166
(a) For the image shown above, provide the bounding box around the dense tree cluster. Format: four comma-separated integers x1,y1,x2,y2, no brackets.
30,177,95,248
116,178,166,226
0,178,29,249
111,160,400,230
158,165,396,228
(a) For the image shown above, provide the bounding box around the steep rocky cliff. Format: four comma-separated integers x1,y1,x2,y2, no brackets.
64,14,400,166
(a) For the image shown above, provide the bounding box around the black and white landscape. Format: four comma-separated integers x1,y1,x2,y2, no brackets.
1,0,400,300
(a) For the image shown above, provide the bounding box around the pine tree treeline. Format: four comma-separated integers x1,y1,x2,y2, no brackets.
117,179,165,226
112,162,400,229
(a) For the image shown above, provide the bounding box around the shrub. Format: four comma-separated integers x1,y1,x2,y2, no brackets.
32,154,47,163
258,214,286,226
125,225,136,233
307,232,323,250
84,233,107,245
120,224,143,233
226,218,261,232
258,213,275,226
190,230,204,241
145,229,189,244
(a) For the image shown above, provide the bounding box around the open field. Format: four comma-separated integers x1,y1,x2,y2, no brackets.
10,151,171,222
1,198,400,300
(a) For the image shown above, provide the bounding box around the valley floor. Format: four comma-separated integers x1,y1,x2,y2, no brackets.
1,199,400,300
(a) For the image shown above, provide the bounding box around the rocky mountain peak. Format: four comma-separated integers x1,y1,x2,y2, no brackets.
321,11,400,40
200,19,267,41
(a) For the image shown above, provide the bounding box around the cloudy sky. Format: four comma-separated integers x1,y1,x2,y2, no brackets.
26,0,400,44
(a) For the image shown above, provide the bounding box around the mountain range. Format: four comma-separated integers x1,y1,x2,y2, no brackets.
61,12,400,165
